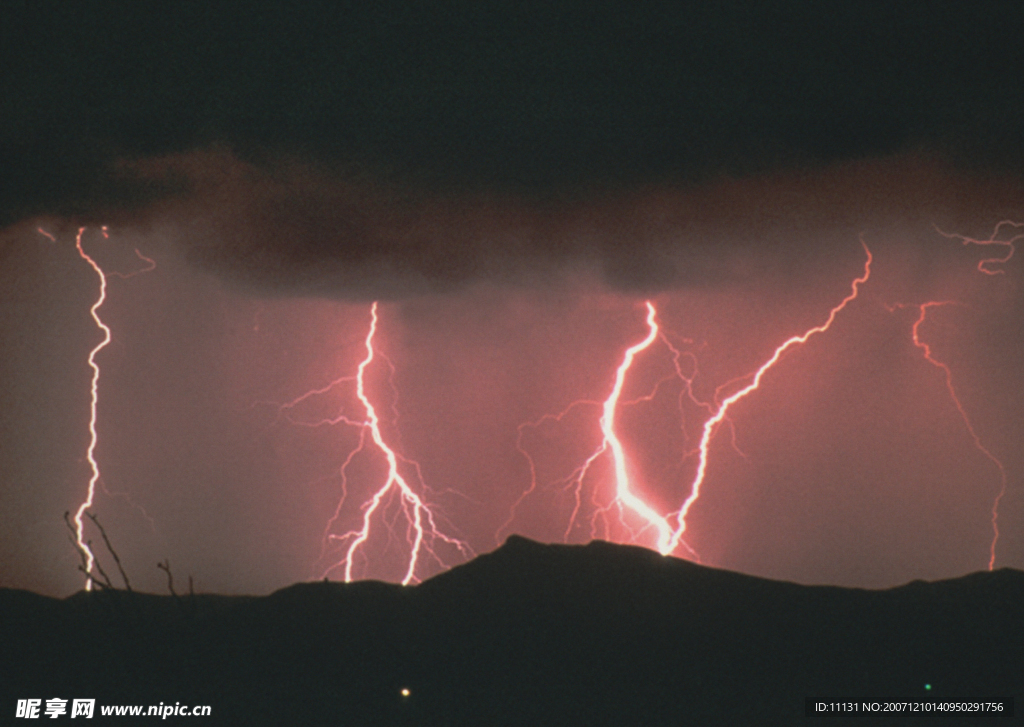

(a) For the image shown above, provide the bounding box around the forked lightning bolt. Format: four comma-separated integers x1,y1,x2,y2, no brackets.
595,303,674,549
496,307,694,552
518,303,677,552
278,303,470,585
505,243,872,559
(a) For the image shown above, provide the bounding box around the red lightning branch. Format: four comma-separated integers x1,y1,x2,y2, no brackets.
908,302,1007,571
277,303,470,585
935,220,1021,275
886,221,1018,570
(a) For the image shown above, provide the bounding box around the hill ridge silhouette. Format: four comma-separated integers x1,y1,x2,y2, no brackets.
2,538,1020,725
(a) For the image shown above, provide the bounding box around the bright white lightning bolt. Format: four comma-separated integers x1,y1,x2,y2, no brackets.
499,302,705,554
592,303,675,552
72,227,110,590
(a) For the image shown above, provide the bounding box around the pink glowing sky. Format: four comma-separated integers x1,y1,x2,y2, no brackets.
4,3,1024,597
2,156,1021,596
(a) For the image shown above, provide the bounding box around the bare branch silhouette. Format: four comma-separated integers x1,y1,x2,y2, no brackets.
157,559,177,597
63,511,112,590
85,511,132,592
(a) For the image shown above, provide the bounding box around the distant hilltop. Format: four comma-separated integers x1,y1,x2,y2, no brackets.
3,537,1021,725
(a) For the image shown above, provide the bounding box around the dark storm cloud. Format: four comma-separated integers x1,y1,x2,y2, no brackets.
100,149,1023,301
124,149,751,298
3,1,1024,294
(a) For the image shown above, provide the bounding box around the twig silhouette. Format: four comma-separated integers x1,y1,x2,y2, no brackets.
85,511,132,592
64,511,112,590
157,559,177,597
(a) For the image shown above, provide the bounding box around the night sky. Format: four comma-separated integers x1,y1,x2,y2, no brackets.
2,1,1022,597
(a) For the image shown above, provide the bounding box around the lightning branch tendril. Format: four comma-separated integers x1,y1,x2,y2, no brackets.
935,220,1021,275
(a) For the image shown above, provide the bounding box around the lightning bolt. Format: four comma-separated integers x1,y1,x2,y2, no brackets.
666,242,872,553
909,302,1007,571
886,221,1018,571
497,306,696,553
505,243,872,560
585,303,675,551
71,227,110,590
57,227,155,590
35,226,157,591
274,302,470,585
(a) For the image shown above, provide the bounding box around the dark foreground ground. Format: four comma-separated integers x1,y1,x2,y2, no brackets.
2,537,1021,726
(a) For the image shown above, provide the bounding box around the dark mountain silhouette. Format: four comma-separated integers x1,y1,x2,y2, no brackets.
2,536,1020,725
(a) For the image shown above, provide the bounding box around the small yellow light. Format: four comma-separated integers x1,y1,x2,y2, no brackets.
400,688,411,698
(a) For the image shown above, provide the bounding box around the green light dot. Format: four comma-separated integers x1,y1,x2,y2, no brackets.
925,684,932,690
